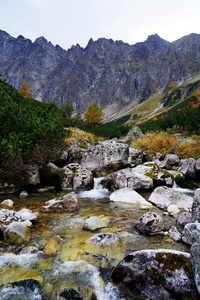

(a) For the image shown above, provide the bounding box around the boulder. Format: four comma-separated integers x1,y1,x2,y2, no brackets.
111,249,198,300
59,163,93,191
196,158,200,175
86,232,119,247
25,165,40,185
135,212,165,234
192,188,200,222
163,154,180,167
101,167,153,192
148,186,193,212
41,191,78,212
43,236,62,255
180,158,197,179
167,204,180,216
109,187,152,207
182,222,200,245
80,139,129,176
190,239,200,295
176,212,192,226
83,216,107,231
4,221,31,244
19,191,29,199
122,126,144,145
0,208,16,223
15,208,37,222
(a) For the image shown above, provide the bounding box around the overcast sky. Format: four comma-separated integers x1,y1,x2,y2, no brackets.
1,0,200,50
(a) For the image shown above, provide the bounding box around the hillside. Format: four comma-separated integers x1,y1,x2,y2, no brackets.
0,30,200,119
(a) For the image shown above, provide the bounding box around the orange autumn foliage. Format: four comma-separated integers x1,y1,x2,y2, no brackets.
19,82,35,100
84,102,103,126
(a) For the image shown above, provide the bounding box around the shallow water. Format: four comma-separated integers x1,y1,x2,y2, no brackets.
0,180,190,299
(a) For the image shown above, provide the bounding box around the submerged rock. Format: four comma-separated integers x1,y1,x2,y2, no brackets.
135,212,165,234
43,236,62,255
86,233,119,247
111,249,198,300
83,216,107,231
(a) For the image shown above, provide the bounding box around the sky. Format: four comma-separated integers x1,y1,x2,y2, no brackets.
1,0,200,50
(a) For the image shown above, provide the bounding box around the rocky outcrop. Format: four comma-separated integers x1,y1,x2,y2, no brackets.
1,30,200,113
111,249,199,300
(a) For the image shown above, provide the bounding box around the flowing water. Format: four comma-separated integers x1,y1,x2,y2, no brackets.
0,179,190,299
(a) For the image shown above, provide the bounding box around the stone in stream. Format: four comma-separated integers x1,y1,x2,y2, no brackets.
180,158,197,179
19,191,29,199
83,216,107,231
1,199,14,207
41,191,78,212
168,226,182,242
191,188,200,222
86,232,119,247
176,211,192,226
148,186,193,212
135,212,165,234
111,249,199,300
109,187,152,207
4,221,31,244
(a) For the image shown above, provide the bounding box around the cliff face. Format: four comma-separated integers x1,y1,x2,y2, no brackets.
0,30,200,112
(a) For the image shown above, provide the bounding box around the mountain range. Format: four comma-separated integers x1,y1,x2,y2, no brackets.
0,29,200,121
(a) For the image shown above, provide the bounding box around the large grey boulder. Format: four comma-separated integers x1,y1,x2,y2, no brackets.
83,216,107,231
59,163,93,191
191,240,200,295
111,249,198,300
4,221,31,244
192,188,200,222
148,186,193,212
163,154,180,167
180,158,197,179
135,212,165,234
176,212,192,226
109,187,152,207
122,126,144,145
80,140,129,176
182,222,200,245
101,167,153,192
41,191,78,212
15,208,37,222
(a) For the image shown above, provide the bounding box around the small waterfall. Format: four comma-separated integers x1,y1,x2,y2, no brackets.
78,177,110,199
172,181,194,195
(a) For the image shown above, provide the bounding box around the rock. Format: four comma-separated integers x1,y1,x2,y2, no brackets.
15,208,37,221
196,158,200,175
109,187,152,207
129,147,143,165
111,249,198,300
19,191,29,199
101,167,153,192
168,226,182,242
39,162,60,187
59,163,93,191
148,186,193,211
167,204,180,216
86,232,119,247
122,126,144,145
135,212,165,234
176,212,192,226
43,236,62,255
190,240,200,295
41,191,78,212
60,287,97,300
83,216,107,231
180,158,197,179
4,221,31,244
164,154,180,167
1,199,14,207
0,208,16,223
25,165,40,185
182,223,200,245
192,188,200,222
80,140,129,176
0,180,19,194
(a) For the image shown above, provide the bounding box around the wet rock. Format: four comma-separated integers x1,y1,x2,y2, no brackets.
60,287,97,300
109,187,152,207
180,158,197,179
86,232,119,247
4,221,31,244
168,226,182,242
135,212,165,234
83,216,107,231
163,154,180,167
60,163,93,192
192,188,200,222
176,212,192,226
43,236,62,255
19,191,29,199
41,191,78,212
190,240,200,295
80,140,129,176
1,199,14,207
0,208,16,223
196,158,200,175
148,186,193,212
101,167,153,192
111,249,198,300
167,204,180,216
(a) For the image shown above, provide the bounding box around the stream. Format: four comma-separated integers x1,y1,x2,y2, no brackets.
0,178,191,299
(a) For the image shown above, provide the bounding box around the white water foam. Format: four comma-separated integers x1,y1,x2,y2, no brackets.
78,177,110,200
0,252,43,270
